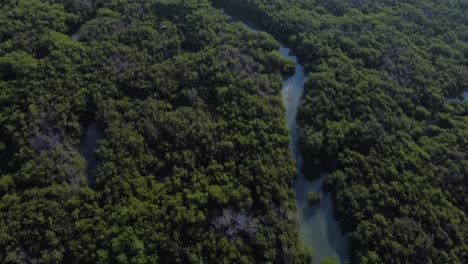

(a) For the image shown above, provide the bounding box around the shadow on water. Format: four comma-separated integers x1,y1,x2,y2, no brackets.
446,91,468,103
70,27,81,41
220,8,350,263
79,121,103,185
71,33,80,41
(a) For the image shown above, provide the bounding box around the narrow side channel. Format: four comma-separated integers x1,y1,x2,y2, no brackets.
79,121,102,185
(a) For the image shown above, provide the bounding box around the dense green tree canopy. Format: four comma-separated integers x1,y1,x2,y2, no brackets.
2,0,467,263
213,0,467,263
0,0,310,263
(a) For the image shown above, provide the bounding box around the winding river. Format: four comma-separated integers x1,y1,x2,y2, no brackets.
224,12,349,263
282,48,349,263
282,40,349,264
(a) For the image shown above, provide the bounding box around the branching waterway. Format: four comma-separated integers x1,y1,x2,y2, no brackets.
223,11,349,263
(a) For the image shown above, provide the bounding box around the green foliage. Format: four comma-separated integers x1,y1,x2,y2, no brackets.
307,191,321,205
0,0,309,263
321,256,339,264
0,51,38,79
213,0,468,263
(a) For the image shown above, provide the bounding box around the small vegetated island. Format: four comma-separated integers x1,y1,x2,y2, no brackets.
0,0,467,264
307,191,321,205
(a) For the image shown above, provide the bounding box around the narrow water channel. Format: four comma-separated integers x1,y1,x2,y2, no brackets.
223,11,349,263
281,44,349,264
79,122,102,185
